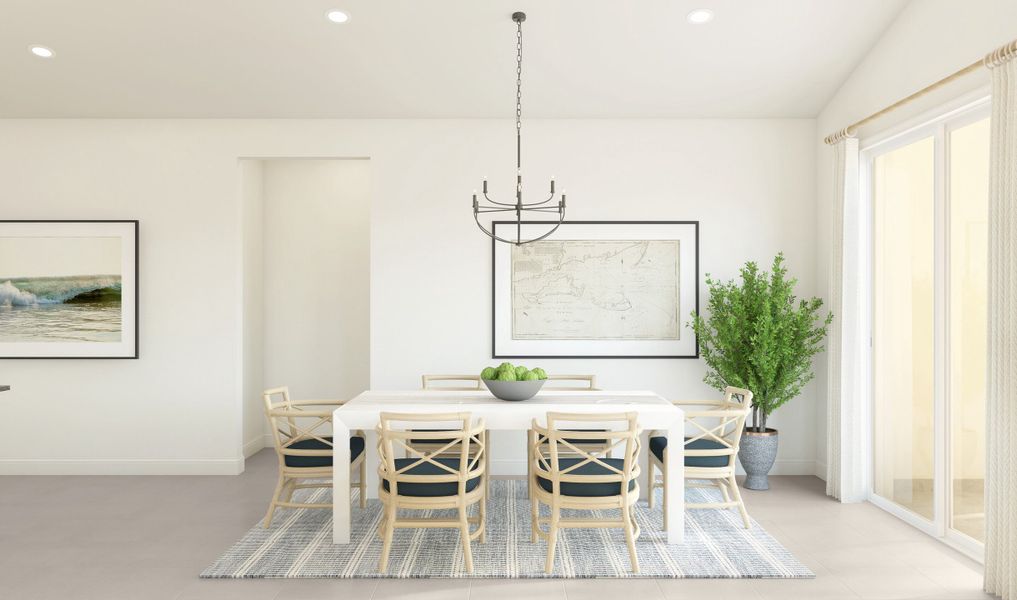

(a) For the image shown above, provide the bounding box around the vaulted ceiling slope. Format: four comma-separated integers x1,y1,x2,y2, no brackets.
0,0,908,118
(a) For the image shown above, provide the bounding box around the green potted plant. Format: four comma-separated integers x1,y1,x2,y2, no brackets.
690,253,832,490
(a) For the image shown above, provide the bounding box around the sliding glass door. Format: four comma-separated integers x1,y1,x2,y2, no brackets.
947,118,989,543
867,101,989,556
872,135,936,521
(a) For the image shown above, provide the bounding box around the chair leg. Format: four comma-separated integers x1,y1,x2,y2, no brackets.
717,478,731,504
479,495,487,544
530,495,540,543
484,431,491,498
282,478,298,504
623,504,640,573
378,502,397,572
358,459,367,509
662,457,669,531
526,429,533,501
729,474,751,529
262,473,286,528
459,505,474,573
528,432,540,543
544,506,560,574
647,459,656,509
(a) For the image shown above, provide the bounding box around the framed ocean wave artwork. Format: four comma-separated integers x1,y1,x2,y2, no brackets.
0,221,138,358
492,221,699,358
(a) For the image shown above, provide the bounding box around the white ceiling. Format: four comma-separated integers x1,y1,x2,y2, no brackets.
0,0,907,118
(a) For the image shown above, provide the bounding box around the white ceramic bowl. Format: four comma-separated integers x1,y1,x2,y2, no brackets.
482,378,545,401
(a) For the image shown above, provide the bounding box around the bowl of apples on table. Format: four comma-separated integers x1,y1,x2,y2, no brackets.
480,362,548,401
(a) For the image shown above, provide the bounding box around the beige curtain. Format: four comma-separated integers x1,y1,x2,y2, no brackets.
985,42,1017,600
825,134,864,502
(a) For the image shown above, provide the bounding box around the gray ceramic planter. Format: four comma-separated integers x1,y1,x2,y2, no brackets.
738,428,778,490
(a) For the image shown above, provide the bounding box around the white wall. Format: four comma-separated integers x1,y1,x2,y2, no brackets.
240,158,371,457
371,119,820,475
0,121,245,474
241,159,265,458
0,118,817,474
261,159,371,402
813,0,1017,476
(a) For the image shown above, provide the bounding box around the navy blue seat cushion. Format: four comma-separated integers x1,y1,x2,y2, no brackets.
381,457,482,497
283,435,365,468
535,457,637,497
649,437,731,468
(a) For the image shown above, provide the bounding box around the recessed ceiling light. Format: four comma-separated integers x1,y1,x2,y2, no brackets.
29,45,54,58
686,9,714,24
325,10,350,23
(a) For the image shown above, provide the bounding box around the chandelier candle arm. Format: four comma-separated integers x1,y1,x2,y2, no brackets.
470,11,568,246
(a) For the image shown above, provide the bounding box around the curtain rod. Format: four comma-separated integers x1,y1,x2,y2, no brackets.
824,39,1017,145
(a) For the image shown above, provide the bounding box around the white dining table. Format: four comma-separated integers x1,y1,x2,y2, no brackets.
332,389,685,545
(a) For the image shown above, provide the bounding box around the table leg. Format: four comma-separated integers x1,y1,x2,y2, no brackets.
665,420,684,544
333,418,352,544
638,431,650,502
364,430,380,499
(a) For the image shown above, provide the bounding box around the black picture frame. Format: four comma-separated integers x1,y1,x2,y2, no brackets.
491,220,699,359
0,220,139,359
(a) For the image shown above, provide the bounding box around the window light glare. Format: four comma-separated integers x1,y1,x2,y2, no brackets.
30,45,54,58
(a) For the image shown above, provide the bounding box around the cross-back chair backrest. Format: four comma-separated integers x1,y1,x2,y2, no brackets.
531,412,641,496
421,374,483,391
677,386,754,462
376,412,486,496
542,374,599,391
263,386,338,468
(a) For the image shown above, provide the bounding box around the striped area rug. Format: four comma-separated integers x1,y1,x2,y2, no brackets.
201,480,813,579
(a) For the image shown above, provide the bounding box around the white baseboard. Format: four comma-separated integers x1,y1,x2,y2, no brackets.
814,461,828,480
243,435,266,458
490,457,821,478
0,458,244,476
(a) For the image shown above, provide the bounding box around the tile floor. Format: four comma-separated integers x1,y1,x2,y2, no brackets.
0,450,989,600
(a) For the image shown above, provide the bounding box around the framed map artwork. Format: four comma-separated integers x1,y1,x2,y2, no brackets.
492,221,699,358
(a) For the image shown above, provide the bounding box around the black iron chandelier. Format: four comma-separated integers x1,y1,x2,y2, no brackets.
473,11,566,245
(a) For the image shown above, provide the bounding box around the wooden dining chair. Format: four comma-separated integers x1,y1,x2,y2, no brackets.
542,374,599,390
647,386,754,529
529,412,642,573
376,412,487,573
261,387,367,528
526,374,608,488
421,374,482,390
415,374,489,494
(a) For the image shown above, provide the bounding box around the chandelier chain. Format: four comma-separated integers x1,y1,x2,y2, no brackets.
472,11,566,246
516,18,523,169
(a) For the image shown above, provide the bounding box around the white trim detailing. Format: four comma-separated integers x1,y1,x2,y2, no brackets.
243,435,267,458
